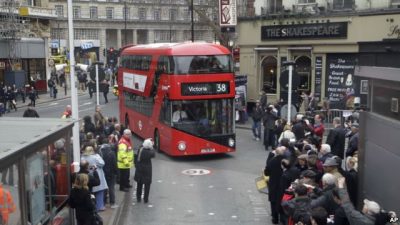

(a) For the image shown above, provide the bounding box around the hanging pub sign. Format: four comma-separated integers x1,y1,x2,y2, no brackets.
261,22,348,40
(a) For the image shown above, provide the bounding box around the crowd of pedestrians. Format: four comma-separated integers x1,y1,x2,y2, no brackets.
68,106,155,225
254,93,398,225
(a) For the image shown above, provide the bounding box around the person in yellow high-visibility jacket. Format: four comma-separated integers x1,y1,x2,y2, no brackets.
118,129,134,192
0,183,16,224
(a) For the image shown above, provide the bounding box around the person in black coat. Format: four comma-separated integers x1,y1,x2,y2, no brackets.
83,115,96,134
134,138,155,203
344,156,358,206
292,114,306,141
264,146,285,224
326,117,346,159
100,138,118,207
346,123,359,157
23,106,39,118
278,158,301,225
71,160,100,193
69,173,97,225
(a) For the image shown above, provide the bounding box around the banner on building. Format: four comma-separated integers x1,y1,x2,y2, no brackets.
219,0,237,27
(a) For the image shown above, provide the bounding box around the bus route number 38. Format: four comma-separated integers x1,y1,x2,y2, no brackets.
216,83,227,93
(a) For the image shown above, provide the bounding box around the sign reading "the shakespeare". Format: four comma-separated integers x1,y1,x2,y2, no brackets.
261,22,347,40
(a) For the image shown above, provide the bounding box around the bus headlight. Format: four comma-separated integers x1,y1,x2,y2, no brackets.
178,141,186,151
228,138,235,147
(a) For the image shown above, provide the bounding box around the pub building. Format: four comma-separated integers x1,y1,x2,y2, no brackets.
236,9,400,111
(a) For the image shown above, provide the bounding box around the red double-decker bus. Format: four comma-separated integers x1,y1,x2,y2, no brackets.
117,42,236,156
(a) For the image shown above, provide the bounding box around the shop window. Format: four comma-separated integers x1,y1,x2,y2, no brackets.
106,7,114,19
139,8,146,20
295,56,311,91
73,6,80,19
261,56,277,94
154,9,161,21
0,163,20,225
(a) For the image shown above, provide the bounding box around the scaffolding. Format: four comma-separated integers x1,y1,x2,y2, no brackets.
0,0,29,69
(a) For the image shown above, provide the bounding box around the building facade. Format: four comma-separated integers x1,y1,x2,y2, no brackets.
237,0,400,110
48,0,220,65
0,0,56,91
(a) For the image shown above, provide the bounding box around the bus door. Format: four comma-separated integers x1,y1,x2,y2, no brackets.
158,97,173,151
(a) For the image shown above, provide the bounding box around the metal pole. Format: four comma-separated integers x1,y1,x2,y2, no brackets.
58,22,60,54
124,1,127,45
67,0,80,168
191,0,194,42
288,64,293,124
95,64,100,106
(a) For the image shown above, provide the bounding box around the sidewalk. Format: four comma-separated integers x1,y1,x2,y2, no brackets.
7,86,87,111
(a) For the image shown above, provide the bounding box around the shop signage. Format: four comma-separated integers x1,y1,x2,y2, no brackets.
388,25,400,38
81,42,94,50
261,22,347,40
219,0,237,26
325,54,356,109
19,6,57,18
181,82,230,96
314,56,323,101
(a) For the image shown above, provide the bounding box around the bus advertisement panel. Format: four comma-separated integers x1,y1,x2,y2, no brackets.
118,42,236,156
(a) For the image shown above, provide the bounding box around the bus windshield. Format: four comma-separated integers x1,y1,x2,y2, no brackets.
172,55,233,74
161,99,234,137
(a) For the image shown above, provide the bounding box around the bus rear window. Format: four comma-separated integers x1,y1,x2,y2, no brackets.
173,55,233,74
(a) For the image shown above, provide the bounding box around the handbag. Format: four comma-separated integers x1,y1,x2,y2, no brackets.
255,172,269,194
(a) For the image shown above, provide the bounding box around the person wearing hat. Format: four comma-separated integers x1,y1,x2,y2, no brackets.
134,138,155,203
296,154,309,172
337,177,382,225
323,157,343,181
346,122,359,157
81,146,108,211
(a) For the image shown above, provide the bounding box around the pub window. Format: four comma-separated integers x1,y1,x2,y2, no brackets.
333,0,353,9
298,0,316,3
139,8,146,20
261,56,277,94
90,6,98,19
295,55,311,92
55,5,63,17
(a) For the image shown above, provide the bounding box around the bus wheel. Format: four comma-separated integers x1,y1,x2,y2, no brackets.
154,130,161,153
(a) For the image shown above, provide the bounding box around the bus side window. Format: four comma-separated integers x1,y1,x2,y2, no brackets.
160,97,171,125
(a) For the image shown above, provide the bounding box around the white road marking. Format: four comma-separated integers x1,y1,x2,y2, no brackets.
186,210,193,213
148,205,153,208
157,180,163,183
208,185,214,188
208,212,215,216
167,207,174,210
188,184,194,187
227,187,233,191
49,102,59,106
80,102,92,106
231,215,238,219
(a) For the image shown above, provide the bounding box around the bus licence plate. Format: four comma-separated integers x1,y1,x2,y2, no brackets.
201,148,216,153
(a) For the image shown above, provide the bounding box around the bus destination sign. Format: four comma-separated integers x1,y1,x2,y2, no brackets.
181,82,230,96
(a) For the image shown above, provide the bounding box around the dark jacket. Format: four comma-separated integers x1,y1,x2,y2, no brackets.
292,121,305,141
69,187,96,225
278,167,300,210
265,153,284,202
338,188,376,225
263,110,277,130
344,169,358,206
282,196,311,219
71,170,100,193
100,144,118,181
23,109,39,118
346,132,359,157
251,105,264,122
134,147,155,184
326,126,346,159
310,184,340,215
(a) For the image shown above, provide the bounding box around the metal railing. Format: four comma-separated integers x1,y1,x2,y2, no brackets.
303,109,355,129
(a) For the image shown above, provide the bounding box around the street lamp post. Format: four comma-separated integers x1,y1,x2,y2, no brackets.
57,21,61,54
124,1,127,46
67,0,80,167
190,0,194,42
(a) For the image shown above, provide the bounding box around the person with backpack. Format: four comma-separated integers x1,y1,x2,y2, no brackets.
282,183,312,225
251,100,264,141
29,87,36,107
